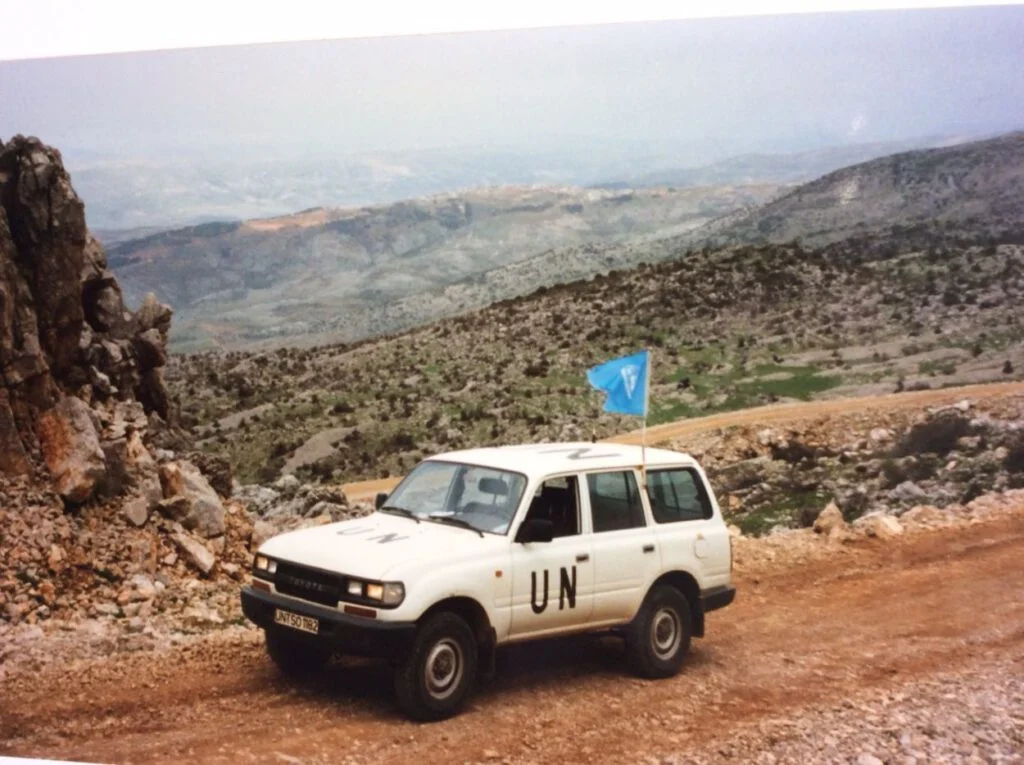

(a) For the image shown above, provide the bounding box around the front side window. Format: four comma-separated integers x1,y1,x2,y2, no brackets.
384,460,527,534
523,476,581,538
647,468,712,523
586,470,646,532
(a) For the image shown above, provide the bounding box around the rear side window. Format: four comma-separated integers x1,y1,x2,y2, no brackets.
647,468,713,523
587,470,646,532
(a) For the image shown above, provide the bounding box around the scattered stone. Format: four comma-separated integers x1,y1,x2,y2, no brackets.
123,495,150,527
812,503,846,535
274,474,301,496
170,533,216,575
891,481,928,503
869,427,893,443
159,461,226,537
855,512,904,539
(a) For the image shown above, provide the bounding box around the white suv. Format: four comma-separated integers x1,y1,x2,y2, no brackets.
242,442,735,720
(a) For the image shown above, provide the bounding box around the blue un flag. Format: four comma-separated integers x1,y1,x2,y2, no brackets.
586,350,650,417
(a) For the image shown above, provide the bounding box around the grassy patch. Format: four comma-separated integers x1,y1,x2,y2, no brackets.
918,357,959,376
648,364,843,426
732,489,828,537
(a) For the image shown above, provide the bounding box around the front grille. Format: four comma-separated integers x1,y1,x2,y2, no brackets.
274,562,343,607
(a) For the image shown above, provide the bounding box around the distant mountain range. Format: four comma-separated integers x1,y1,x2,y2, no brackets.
79,135,971,232
109,184,779,350
107,131,1024,352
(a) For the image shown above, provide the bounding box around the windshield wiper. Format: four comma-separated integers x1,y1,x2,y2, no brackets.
427,514,484,537
380,505,421,523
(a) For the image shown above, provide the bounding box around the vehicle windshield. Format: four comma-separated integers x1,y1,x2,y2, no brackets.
382,460,527,535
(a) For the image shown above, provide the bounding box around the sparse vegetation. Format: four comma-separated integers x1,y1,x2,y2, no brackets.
166,235,1024,484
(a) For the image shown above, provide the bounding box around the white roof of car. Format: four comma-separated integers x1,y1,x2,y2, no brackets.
428,441,698,478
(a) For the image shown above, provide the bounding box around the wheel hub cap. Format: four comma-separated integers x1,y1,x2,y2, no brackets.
425,638,463,700
651,607,681,659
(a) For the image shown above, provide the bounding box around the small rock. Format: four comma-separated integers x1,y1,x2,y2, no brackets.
170,532,216,575
274,474,300,496
813,502,846,535
869,427,893,443
124,495,149,527
47,544,65,569
129,574,157,601
855,512,904,540
891,481,927,503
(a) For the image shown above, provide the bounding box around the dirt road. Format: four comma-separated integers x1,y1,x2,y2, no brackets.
3,510,1022,764
342,380,1024,501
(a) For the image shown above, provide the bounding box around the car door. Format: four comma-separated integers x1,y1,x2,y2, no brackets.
584,469,661,625
647,465,732,589
508,474,595,639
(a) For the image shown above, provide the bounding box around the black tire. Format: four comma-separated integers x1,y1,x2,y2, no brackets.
265,630,331,680
625,584,692,678
394,611,478,721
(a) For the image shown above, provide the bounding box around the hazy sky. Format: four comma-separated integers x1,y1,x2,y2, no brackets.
2,5,1023,163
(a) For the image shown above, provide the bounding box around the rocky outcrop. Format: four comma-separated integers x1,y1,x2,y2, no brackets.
0,135,180,503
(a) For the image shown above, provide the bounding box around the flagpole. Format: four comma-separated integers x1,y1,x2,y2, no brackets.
641,349,650,490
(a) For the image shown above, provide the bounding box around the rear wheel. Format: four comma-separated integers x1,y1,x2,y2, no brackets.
394,611,478,721
625,584,692,678
265,630,331,679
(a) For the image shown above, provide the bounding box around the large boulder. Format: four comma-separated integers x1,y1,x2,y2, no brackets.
158,461,226,537
34,396,105,503
892,409,972,457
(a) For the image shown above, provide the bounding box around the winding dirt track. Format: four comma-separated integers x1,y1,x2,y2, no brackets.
343,381,1024,501
2,510,1022,764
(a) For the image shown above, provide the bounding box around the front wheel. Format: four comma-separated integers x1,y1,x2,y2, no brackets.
625,585,692,678
394,611,478,721
265,630,331,679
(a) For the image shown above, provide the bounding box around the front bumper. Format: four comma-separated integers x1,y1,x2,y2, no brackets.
241,586,417,658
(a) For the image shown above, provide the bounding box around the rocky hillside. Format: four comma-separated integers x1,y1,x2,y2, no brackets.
0,136,314,628
107,184,780,351
695,131,1024,249
167,215,1024,487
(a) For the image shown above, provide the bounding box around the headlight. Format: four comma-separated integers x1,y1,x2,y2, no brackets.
360,581,405,606
254,555,277,575
354,581,405,606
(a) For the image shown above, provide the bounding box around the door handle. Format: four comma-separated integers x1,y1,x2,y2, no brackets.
575,553,590,563
642,544,655,554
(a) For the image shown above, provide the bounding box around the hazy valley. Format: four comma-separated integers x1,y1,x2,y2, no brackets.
109,183,780,350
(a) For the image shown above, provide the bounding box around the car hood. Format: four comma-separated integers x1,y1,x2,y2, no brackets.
258,512,507,580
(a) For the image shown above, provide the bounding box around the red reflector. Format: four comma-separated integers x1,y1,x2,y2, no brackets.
252,579,271,592
343,604,377,619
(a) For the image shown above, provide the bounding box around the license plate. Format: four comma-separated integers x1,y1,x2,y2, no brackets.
274,608,319,634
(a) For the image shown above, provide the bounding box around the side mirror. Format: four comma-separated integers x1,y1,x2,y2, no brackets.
516,518,554,544
375,492,389,510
